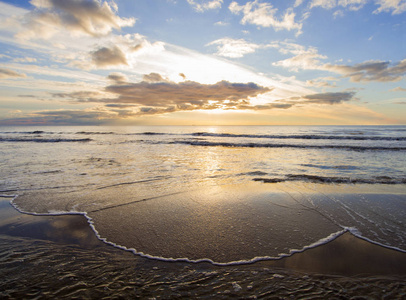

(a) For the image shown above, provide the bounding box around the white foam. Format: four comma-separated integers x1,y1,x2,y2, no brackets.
8,196,406,266
344,226,406,254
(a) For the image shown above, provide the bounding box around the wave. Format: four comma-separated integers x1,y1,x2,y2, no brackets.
253,174,406,184
0,137,92,143
166,140,406,151
1,130,405,141
75,131,115,135
191,132,406,141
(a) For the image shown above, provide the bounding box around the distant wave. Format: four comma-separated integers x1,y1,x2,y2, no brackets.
1,130,405,141
0,137,92,143
191,132,406,141
166,140,406,151
75,131,115,135
253,174,406,184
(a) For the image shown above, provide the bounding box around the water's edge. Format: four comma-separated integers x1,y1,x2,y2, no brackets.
6,193,406,267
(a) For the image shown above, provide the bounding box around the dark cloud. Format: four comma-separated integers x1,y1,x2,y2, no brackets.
324,60,406,82
47,74,356,118
104,77,272,108
21,0,135,39
105,104,137,108
18,94,37,98
0,68,27,78
107,72,128,83
237,103,294,110
0,109,115,126
142,73,169,83
91,46,127,67
302,92,356,104
53,91,102,102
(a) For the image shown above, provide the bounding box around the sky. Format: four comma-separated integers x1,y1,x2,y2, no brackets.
0,0,405,126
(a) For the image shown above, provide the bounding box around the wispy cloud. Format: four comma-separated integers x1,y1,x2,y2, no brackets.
187,0,223,12
273,42,406,82
391,87,406,92
17,0,135,40
0,108,117,126
373,0,406,14
0,68,27,78
309,0,406,14
324,60,406,82
206,38,261,58
300,91,356,104
229,1,303,35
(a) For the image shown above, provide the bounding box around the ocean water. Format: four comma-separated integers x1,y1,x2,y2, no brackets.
1,125,406,264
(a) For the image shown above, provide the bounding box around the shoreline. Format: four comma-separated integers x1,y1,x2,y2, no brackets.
3,196,406,274
4,189,406,271
1,197,406,298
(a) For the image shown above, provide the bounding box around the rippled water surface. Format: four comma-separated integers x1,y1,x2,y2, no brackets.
1,125,406,264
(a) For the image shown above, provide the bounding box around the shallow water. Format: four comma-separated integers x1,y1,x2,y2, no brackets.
1,199,406,299
1,125,406,264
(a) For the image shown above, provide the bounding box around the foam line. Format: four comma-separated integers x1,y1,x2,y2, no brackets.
344,227,406,254
4,195,360,266
166,140,406,151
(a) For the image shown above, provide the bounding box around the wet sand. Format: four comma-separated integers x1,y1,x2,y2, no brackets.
1,198,406,298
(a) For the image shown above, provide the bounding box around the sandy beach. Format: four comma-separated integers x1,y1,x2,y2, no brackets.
1,194,406,299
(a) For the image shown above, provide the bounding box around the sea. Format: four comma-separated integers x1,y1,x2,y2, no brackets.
1,125,406,297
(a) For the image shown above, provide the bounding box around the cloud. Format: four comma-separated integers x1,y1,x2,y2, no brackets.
273,52,327,72
104,76,272,107
55,75,355,117
391,87,406,92
324,59,406,82
0,108,117,126
142,72,169,82
187,0,223,12
17,0,135,40
206,38,261,58
302,91,356,104
310,0,338,9
229,1,302,35
105,104,137,108
306,77,337,87
272,42,406,82
0,68,27,78
295,0,306,7
339,0,369,11
263,91,356,109
13,57,38,63
309,0,406,14
107,72,129,83
271,41,327,71
214,21,229,26
91,45,128,67
374,0,406,14
52,91,103,102
52,73,275,115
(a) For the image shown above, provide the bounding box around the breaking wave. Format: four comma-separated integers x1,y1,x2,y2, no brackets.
191,132,406,141
252,174,406,184
0,137,92,143
164,140,406,151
